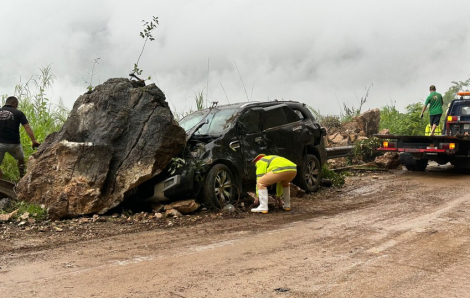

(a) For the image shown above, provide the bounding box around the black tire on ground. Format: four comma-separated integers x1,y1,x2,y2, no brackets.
414,159,428,171
405,159,428,171
201,164,236,208
295,154,321,193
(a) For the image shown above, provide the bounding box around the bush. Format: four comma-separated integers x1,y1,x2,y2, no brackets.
1,67,69,181
379,102,427,135
354,137,382,161
320,115,342,132
0,200,48,221
321,165,347,187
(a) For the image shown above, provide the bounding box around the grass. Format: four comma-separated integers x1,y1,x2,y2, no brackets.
321,165,347,187
1,66,69,181
0,200,48,221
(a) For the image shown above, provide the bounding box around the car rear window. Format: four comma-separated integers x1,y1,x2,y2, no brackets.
449,102,470,116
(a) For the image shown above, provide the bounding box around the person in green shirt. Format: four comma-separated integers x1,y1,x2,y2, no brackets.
420,85,444,136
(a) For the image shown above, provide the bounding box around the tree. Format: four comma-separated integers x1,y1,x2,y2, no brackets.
443,77,470,108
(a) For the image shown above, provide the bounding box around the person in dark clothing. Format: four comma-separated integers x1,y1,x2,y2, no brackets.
0,96,40,179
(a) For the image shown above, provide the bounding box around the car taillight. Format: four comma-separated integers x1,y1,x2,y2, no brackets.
439,143,456,150
447,116,460,121
383,141,396,148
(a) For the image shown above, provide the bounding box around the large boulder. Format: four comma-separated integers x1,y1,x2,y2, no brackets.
16,78,186,219
355,108,380,137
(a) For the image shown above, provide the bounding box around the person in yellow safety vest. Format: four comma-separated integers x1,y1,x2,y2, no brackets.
251,154,297,214
425,124,441,136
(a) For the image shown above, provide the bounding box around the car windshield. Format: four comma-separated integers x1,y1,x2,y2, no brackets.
179,107,239,135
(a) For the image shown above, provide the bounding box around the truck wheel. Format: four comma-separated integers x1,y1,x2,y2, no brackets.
405,159,428,171
295,154,321,193
201,164,236,208
414,159,428,171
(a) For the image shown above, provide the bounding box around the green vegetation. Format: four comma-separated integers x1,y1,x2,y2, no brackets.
0,200,48,221
443,78,470,108
379,102,427,135
83,57,100,92
1,66,69,181
340,84,372,123
378,77,470,135
321,165,347,187
318,115,341,132
132,16,159,78
353,137,382,161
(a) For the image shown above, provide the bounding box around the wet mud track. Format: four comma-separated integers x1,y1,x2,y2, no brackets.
2,164,470,297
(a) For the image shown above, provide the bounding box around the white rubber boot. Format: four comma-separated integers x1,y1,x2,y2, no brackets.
282,187,291,211
251,189,269,213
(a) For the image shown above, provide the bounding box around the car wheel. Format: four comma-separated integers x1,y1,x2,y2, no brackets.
201,164,236,208
295,154,321,193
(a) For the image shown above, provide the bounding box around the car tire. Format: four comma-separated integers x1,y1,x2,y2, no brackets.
295,154,321,193
201,164,236,208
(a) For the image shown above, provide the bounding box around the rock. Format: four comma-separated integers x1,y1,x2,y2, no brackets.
328,133,345,144
223,204,235,213
374,152,401,169
246,192,258,205
355,109,380,137
151,203,164,213
0,198,11,210
19,212,30,220
378,128,390,135
165,209,182,218
342,121,361,133
350,134,357,143
0,209,17,222
164,200,200,214
290,184,305,198
357,136,368,142
16,78,186,219
321,179,333,187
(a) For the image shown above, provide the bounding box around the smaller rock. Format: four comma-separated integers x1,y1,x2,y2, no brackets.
151,203,164,213
0,198,11,210
164,200,200,214
223,204,235,213
20,212,30,220
165,209,182,218
374,152,401,169
290,184,305,198
378,128,390,135
0,209,18,222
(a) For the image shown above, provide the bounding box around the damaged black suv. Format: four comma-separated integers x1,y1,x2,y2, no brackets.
137,101,326,208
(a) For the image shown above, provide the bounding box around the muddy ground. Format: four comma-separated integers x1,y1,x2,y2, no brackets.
1,163,470,298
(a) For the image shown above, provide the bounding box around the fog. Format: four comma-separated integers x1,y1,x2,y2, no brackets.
1,0,470,116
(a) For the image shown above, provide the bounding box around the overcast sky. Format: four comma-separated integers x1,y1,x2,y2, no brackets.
1,0,470,117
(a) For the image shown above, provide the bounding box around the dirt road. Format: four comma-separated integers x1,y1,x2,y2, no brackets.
2,164,470,297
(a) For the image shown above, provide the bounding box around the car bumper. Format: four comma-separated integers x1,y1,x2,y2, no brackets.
146,170,195,203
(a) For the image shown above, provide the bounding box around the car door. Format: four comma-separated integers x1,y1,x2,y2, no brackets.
260,104,292,158
236,107,266,183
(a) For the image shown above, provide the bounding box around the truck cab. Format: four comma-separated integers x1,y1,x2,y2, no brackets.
444,92,470,136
